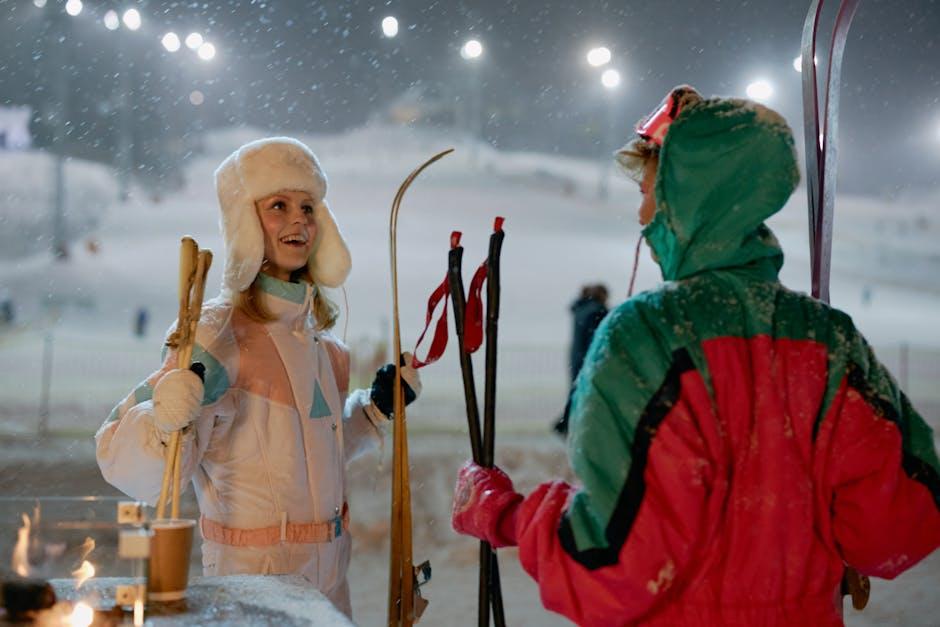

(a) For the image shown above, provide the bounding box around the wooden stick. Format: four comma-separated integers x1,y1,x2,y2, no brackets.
157,238,212,521
386,149,453,626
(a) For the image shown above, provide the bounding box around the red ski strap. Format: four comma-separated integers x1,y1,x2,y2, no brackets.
464,217,505,354
463,260,487,354
412,232,463,368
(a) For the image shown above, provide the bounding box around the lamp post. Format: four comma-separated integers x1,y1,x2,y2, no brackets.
460,39,484,167
112,8,142,202
598,69,621,200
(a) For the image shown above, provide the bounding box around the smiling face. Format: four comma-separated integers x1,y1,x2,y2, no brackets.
255,190,318,281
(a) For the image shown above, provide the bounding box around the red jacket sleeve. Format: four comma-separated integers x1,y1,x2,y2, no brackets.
514,348,719,626
822,366,940,578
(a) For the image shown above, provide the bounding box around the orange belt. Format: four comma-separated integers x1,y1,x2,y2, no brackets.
200,503,349,547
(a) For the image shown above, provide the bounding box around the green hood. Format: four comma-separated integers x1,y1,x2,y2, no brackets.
642,98,801,282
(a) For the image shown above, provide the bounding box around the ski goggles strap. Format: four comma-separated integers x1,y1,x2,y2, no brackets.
412,232,463,368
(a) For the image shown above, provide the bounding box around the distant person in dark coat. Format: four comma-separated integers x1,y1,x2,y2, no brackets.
553,283,609,436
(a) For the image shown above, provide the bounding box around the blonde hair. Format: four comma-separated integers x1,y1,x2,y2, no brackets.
615,139,659,182
235,267,339,331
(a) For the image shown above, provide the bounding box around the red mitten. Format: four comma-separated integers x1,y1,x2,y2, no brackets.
451,460,523,548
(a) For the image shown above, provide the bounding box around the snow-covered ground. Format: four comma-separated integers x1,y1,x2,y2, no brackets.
0,124,938,625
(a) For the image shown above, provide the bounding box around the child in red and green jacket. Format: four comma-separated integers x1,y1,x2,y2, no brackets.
451,86,940,626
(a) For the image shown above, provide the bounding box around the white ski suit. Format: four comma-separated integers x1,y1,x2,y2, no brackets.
95,274,384,617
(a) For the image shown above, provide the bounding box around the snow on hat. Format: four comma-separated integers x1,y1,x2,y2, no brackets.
214,137,351,294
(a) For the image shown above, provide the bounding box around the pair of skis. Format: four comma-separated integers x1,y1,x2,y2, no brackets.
801,0,859,304
447,220,507,627
800,0,871,612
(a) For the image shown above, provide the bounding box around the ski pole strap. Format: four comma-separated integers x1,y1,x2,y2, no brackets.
463,259,487,354
412,232,464,368
464,217,505,354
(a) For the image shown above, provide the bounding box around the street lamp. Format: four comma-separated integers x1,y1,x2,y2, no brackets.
197,42,216,61
161,32,181,52
103,10,119,31
64,0,82,17
793,55,818,72
122,8,141,31
746,79,773,102
33,0,47,8
185,32,203,50
587,46,611,68
459,39,484,166
601,68,621,89
598,69,622,199
460,39,483,60
381,16,398,38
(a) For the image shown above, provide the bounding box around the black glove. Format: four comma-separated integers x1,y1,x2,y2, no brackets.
370,353,422,419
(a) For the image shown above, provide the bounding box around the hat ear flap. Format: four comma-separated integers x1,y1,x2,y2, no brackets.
216,158,264,294
308,200,351,288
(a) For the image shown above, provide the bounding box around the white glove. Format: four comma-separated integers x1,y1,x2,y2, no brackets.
152,368,204,434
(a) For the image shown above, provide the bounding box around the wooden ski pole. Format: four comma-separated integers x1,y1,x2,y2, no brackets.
387,148,454,626
157,237,197,520
482,218,506,627
156,238,211,521
171,249,212,519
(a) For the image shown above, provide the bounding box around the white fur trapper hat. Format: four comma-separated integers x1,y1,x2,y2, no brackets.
214,137,352,294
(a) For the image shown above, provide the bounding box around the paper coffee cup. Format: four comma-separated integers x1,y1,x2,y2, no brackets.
148,518,195,601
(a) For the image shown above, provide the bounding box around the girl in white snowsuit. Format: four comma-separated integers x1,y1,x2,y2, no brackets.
95,137,419,618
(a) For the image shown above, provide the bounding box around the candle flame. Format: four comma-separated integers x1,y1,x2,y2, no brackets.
133,599,144,626
79,537,96,561
11,512,30,576
67,601,94,627
72,560,96,589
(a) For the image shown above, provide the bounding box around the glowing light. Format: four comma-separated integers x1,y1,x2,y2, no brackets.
185,32,203,50
381,16,399,38
793,54,819,72
122,8,141,31
587,46,612,67
162,32,181,52
72,561,96,588
133,599,144,626
189,90,204,106
746,79,774,102
197,42,216,61
601,69,621,89
65,0,83,17
79,537,96,561
33,0,47,8
11,513,30,576
460,39,483,60
68,602,94,627
103,10,119,30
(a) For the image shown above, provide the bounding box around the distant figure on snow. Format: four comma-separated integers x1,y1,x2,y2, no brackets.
553,283,609,436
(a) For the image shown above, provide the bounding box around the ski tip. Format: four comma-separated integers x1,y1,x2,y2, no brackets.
451,231,462,248
493,216,505,231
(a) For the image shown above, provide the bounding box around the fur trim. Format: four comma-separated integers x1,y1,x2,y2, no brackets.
214,137,352,294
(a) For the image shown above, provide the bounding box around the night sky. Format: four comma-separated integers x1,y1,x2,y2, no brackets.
1,0,938,194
